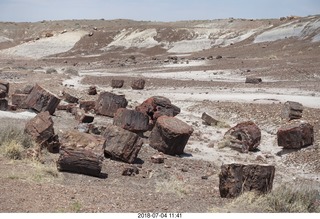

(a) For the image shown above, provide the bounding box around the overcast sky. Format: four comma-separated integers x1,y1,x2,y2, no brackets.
0,0,319,22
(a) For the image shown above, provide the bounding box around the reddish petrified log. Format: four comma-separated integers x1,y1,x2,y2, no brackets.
149,116,193,155
113,108,149,132
95,92,128,117
219,163,275,198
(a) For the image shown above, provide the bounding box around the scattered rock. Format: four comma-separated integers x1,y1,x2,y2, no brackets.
131,79,145,90
122,165,139,176
45,33,53,37
88,86,97,95
11,93,29,109
149,116,194,155
79,100,96,112
245,77,262,84
113,108,149,132
224,121,261,153
24,111,60,152
62,91,79,104
0,98,8,111
102,124,143,163
95,92,128,117
75,109,95,123
281,101,303,121
136,96,180,128
46,68,57,74
0,80,9,95
25,84,61,115
219,163,275,198
111,79,124,88
277,120,314,149
151,153,165,164
216,55,222,59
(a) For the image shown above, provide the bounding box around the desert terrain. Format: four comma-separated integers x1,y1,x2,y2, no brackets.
0,15,319,213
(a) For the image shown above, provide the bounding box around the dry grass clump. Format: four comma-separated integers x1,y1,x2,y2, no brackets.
0,126,36,160
212,184,320,213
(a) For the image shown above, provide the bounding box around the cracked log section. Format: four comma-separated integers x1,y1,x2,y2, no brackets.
57,147,104,177
219,163,275,198
224,121,261,153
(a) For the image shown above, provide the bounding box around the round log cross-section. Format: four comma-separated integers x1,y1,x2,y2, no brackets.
149,116,194,155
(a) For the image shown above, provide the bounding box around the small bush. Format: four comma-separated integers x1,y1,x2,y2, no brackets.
64,67,79,76
2,140,24,160
46,68,58,74
213,185,320,213
0,126,35,149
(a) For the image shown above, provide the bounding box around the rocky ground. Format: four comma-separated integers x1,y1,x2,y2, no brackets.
0,16,319,213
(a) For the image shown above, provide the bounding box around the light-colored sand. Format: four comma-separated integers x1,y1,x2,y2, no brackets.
0,111,36,120
0,31,87,59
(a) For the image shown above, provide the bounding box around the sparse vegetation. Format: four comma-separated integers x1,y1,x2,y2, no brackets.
212,185,320,213
46,68,58,74
0,126,36,160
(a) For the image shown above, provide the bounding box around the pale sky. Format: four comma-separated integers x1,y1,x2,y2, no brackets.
0,0,319,22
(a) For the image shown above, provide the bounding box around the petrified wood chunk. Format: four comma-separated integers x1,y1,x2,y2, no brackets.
281,101,303,121
149,116,193,155
277,120,314,149
25,84,61,115
224,121,261,153
111,79,124,88
219,163,275,198
11,93,29,109
245,77,262,84
113,108,149,132
102,124,143,163
57,147,103,177
131,78,145,90
95,92,128,117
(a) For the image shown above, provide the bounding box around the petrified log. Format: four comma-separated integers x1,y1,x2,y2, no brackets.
0,90,6,98
0,98,8,111
245,77,262,84
102,124,143,163
219,163,275,198
88,85,97,95
0,80,9,94
224,121,261,153
281,101,303,121
60,130,105,155
95,91,128,117
149,116,194,155
113,108,149,132
62,91,79,104
57,147,103,177
277,120,314,149
11,93,29,109
74,108,94,123
56,102,77,111
131,79,145,90
136,96,180,128
24,111,59,152
201,112,220,126
111,79,124,88
79,100,96,112
25,84,61,115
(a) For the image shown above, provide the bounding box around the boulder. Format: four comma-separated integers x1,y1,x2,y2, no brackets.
113,108,149,132
111,79,124,88
281,101,303,121
149,116,194,155
219,163,275,198
136,96,180,128
245,77,262,84
224,121,261,153
95,92,128,117
0,98,8,111
62,91,79,104
0,80,9,95
277,120,314,149
25,84,61,115
79,100,96,112
102,124,143,163
131,79,145,90
74,108,94,123
88,86,97,95
151,153,165,164
11,93,29,109
0,90,6,98
24,111,60,152
122,165,139,176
